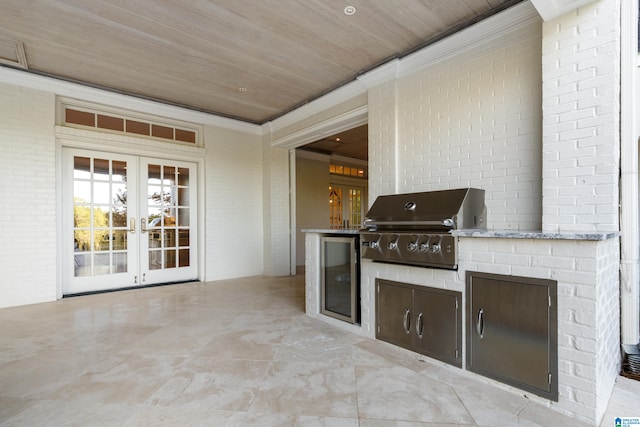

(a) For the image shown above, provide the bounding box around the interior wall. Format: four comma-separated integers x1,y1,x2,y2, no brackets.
295,152,330,266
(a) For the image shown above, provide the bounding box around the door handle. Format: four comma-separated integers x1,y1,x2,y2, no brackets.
402,308,411,334
476,308,484,339
129,218,136,234
141,218,148,234
416,312,424,338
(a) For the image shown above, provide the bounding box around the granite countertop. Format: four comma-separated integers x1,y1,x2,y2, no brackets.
302,228,361,235
453,229,620,241
302,228,619,241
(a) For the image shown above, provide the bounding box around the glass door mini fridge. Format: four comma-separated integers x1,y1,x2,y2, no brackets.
320,235,360,324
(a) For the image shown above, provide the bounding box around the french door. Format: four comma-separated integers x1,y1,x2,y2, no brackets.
328,184,364,229
62,148,198,294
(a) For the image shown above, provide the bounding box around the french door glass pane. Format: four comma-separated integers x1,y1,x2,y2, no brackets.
73,156,129,277
146,163,190,270
329,186,343,229
329,185,363,229
112,161,127,182
179,249,189,267
348,189,362,228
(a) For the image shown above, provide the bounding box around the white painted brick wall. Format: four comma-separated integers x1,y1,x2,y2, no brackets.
391,21,543,231
0,82,57,308
304,233,321,316
205,126,264,280
595,238,621,419
541,0,621,233
263,142,291,276
367,80,398,204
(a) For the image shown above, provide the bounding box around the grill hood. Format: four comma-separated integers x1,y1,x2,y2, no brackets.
363,188,486,232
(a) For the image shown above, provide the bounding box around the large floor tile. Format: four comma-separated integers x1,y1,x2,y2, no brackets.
44,353,188,405
0,273,637,426
147,358,270,411
355,364,475,424
249,360,358,418
0,400,136,427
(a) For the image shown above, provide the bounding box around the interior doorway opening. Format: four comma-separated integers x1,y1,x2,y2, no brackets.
294,124,368,269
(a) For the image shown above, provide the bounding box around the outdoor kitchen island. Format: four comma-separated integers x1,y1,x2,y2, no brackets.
304,227,620,424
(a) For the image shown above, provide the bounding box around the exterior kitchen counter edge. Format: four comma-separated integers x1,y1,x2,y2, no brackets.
453,229,619,241
302,229,360,235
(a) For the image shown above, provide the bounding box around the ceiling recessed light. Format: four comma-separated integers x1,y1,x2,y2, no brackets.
344,5,356,16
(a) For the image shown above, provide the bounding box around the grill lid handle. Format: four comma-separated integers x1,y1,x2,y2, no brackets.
363,218,456,228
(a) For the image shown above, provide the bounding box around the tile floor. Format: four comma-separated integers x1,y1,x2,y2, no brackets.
0,273,638,426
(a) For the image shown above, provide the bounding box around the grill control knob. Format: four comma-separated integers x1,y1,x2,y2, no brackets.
370,241,379,249
407,242,418,252
431,244,441,254
388,242,398,250
419,243,430,253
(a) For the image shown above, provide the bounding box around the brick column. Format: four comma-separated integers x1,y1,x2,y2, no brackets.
541,0,620,233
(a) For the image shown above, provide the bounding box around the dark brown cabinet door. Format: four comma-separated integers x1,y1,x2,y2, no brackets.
412,288,461,367
376,280,413,349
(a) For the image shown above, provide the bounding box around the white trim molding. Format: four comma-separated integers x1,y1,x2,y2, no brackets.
398,1,540,79
619,0,640,345
0,65,261,135
270,105,368,149
529,0,600,21
357,60,400,89
264,80,367,136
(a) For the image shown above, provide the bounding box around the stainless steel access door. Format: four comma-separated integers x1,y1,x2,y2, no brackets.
466,272,558,401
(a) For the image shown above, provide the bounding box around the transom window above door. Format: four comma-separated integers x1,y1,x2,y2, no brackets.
58,98,203,146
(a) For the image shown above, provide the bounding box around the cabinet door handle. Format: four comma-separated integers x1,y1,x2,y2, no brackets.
416,312,424,337
402,308,411,334
476,308,484,339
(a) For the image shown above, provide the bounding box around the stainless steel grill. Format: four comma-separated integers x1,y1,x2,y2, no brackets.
360,188,486,269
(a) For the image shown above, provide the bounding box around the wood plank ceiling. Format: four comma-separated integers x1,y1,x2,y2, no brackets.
0,0,521,127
